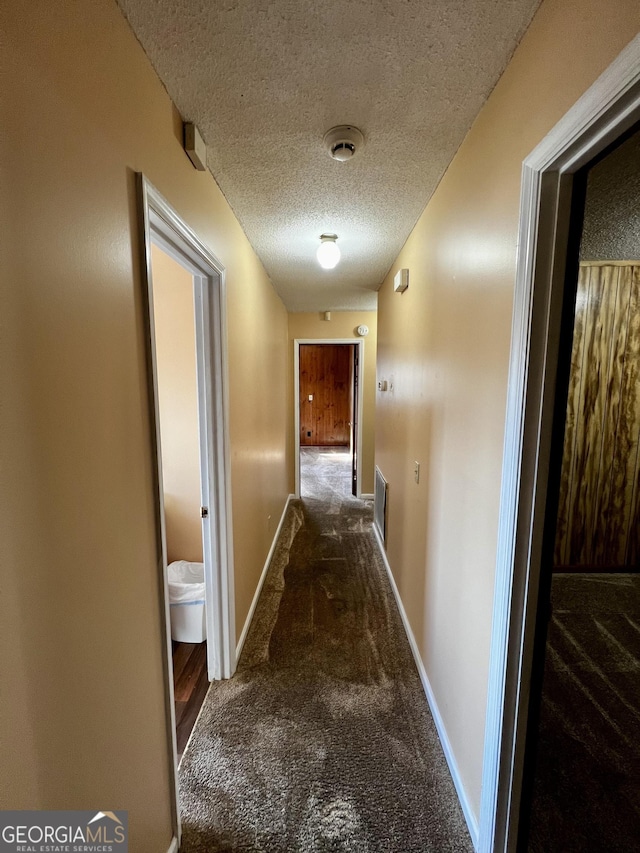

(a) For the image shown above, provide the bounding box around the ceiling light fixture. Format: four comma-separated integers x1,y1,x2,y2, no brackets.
317,234,340,269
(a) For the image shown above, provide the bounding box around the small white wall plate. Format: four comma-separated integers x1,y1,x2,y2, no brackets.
394,269,409,292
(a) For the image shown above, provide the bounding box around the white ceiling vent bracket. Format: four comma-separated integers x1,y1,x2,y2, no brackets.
324,125,365,162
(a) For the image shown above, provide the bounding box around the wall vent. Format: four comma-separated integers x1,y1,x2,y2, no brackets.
374,466,388,543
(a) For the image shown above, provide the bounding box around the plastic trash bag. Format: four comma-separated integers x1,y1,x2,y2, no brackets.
167,560,205,603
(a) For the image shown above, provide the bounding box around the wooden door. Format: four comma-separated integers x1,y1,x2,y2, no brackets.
299,344,352,446
351,345,358,496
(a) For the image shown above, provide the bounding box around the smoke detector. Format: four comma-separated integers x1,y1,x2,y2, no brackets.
324,125,365,162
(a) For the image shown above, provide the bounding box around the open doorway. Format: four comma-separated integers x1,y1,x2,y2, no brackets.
479,40,640,853
149,243,210,762
525,125,640,851
295,340,363,500
138,176,235,844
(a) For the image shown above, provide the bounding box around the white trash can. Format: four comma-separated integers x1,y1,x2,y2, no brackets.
167,561,206,643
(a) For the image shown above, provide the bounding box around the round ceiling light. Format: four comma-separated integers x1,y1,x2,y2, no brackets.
317,234,340,269
323,125,365,162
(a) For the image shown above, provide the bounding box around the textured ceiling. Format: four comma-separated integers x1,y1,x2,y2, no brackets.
581,127,640,261
118,0,541,312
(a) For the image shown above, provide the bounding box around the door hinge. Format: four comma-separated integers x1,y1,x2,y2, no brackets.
201,507,209,518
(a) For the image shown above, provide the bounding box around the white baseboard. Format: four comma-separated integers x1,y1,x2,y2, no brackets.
235,494,295,661
372,525,480,850
360,493,374,500
167,836,179,853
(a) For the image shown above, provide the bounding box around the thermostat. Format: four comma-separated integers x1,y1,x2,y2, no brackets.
357,324,369,337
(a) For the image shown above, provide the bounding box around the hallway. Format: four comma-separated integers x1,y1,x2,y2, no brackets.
178,457,472,851
7,3,640,848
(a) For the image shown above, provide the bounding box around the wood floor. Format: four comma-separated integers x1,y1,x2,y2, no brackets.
172,640,209,762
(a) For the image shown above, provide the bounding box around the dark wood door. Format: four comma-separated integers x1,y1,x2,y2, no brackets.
351,345,358,496
299,344,352,446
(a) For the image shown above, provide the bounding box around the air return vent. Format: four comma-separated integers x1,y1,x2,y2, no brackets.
324,125,365,162
374,466,388,543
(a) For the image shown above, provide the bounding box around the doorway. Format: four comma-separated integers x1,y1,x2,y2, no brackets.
148,243,210,763
138,176,235,845
479,39,640,853
524,126,640,851
294,339,364,500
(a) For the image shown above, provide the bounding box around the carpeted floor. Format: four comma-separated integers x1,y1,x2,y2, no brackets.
178,452,472,852
529,573,640,852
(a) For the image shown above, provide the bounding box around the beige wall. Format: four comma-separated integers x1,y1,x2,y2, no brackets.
151,245,203,564
288,312,378,495
375,0,640,824
1,0,289,847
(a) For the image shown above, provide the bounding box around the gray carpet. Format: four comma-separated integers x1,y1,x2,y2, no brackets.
178,452,472,852
529,573,640,852
300,446,352,500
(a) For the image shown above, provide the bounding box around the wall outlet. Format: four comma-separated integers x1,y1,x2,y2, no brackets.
414,461,420,484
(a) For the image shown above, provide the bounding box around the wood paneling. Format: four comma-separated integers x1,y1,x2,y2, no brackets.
300,345,353,446
555,264,640,570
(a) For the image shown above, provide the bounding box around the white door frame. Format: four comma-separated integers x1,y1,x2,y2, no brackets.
294,338,365,498
138,175,236,841
479,37,640,853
